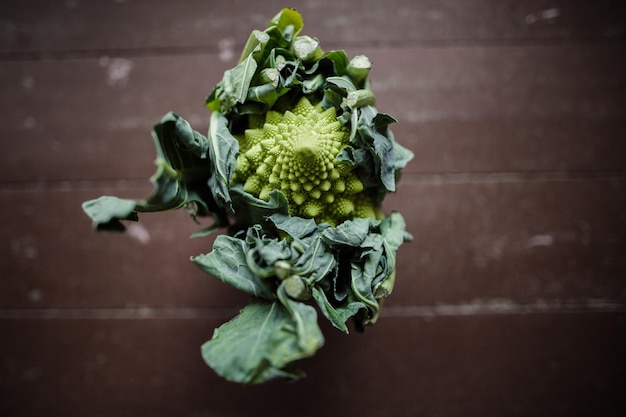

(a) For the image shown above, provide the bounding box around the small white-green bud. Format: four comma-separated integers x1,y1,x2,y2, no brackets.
284,275,310,300
343,89,376,109
293,36,323,62
273,260,292,280
259,68,280,88
347,55,372,85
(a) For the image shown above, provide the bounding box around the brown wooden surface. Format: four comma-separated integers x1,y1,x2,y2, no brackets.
1,1,625,416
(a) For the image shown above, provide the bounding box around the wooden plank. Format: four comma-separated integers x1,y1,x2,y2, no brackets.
1,0,624,56
1,177,624,308
0,54,227,183
0,313,624,416
370,43,626,173
0,184,248,309
1,44,624,182
385,176,626,306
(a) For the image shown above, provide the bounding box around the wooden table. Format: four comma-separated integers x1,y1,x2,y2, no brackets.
1,1,625,416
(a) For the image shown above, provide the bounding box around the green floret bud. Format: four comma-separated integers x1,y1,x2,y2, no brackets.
231,96,378,226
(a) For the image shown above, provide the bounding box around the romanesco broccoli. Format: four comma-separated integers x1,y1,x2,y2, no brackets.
231,96,378,226
81,7,415,385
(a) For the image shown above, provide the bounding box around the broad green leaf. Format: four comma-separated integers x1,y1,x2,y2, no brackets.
238,29,271,64
304,50,350,77
213,53,258,113
244,226,294,277
230,186,289,229
311,286,368,333
277,282,324,354
350,248,383,314
267,213,318,240
207,112,239,214
201,299,321,384
269,8,304,41
82,196,138,231
311,286,349,333
356,107,396,192
392,137,415,172
302,73,324,94
380,211,413,251
191,235,276,300
374,267,396,299
246,82,279,107
292,235,337,281
82,112,226,231
325,76,357,94
321,217,372,247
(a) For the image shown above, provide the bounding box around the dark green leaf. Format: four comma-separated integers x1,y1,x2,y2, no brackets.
238,29,271,64
244,226,294,277
380,211,413,251
211,53,258,113
268,8,304,41
201,299,321,384
321,217,372,247
391,137,415,172
292,235,337,281
81,196,138,232
191,235,276,300
246,82,279,107
311,287,349,333
82,113,229,231
207,112,239,214
231,186,289,229
277,283,324,354
267,213,318,240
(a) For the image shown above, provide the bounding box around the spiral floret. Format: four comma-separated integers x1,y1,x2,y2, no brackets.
232,97,376,226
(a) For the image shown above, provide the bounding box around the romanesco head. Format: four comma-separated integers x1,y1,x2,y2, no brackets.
231,97,377,226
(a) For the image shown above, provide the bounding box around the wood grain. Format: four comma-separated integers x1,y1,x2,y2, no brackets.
1,177,624,308
1,313,624,417
2,44,624,182
1,0,624,57
1,2,624,415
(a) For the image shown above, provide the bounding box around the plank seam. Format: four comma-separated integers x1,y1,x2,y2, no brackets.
0,37,624,63
0,300,624,320
1,170,625,191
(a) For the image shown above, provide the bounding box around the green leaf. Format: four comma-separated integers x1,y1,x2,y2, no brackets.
268,8,304,41
321,217,372,247
201,298,322,384
231,185,289,229
246,82,279,107
81,196,138,232
82,112,229,231
350,250,383,314
355,107,396,192
267,213,318,240
207,112,239,214
328,75,357,91
391,136,415,172
311,50,350,76
238,29,271,64
311,287,368,334
210,53,258,113
311,287,349,333
244,225,294,277
292,235,337,281
191,235,276,300
380,211,413,251
277,283,324,350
